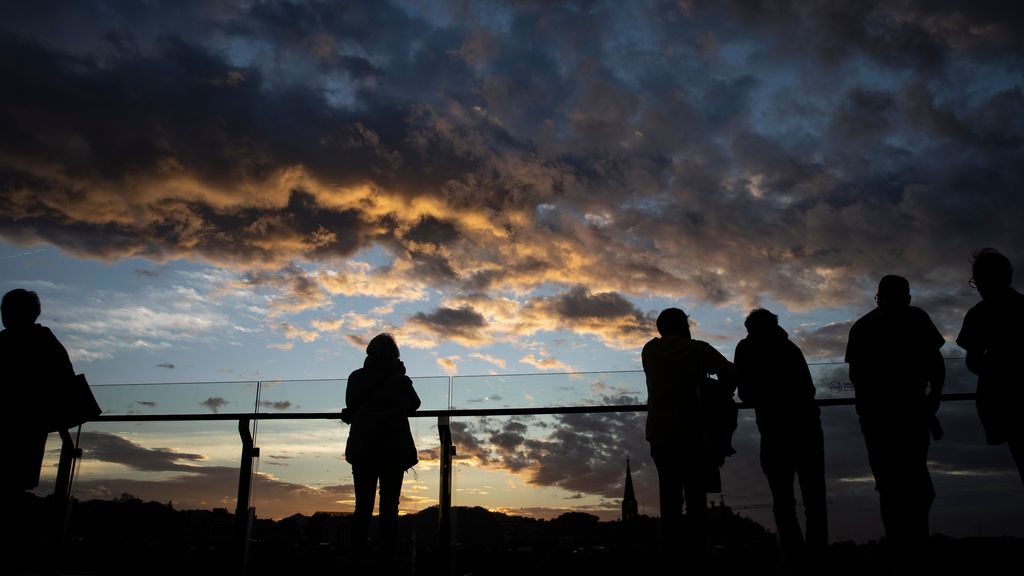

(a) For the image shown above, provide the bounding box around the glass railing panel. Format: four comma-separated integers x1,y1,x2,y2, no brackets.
61,419,242,574
89,380,261,416
808,357,973,400
450,371,645,410
254,376,450,415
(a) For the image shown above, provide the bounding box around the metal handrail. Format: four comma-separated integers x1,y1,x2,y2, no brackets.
60,390,979,574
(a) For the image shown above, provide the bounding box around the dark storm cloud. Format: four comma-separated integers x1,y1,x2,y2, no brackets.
408,305,488,343
58,430,360,518
551,286,640,320
1,0,1023,340
78,431,205,472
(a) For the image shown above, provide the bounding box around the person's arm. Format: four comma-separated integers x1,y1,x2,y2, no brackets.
926,346,945,413
956,311,984,376
42,327,75,378
963,347,984,376
845,323,861,386
705,343,736,396
402,375,421,414
923,313,946,413
733,341,755,405
793,343,816,399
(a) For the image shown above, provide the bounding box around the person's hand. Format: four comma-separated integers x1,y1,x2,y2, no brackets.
927,393,941,415
396,359,407,375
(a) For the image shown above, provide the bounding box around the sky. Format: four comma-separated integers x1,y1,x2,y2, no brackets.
3,0,1024,542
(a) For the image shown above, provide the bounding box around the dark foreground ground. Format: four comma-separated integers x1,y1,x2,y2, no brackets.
7,493,1022,575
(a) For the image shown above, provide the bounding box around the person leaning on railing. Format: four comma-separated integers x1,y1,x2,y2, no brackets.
957,248,1024,485
0,288,76,571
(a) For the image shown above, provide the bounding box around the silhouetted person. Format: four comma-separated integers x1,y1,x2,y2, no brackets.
342,333,420,575
956,248,1024,483
643,308,735,574
0,289,75,571
735,308,827,571
846,275,944,568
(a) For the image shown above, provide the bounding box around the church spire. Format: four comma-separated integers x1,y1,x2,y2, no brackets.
622,456,638,521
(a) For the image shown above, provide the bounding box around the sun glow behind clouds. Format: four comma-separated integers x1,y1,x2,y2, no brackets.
6,0,1024,541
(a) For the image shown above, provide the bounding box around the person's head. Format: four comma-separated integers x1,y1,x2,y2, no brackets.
744,308,778,336
2,289,41,329
366,333,400,361
656,308,690,338
971,247,1013,299
875,275,911,308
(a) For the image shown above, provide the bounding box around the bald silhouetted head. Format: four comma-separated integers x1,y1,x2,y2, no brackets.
876,275,911,308
656,308,691,338
2,288,41,329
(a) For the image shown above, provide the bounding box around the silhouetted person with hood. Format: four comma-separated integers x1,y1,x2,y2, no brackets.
735,308,827,571
0,289,75,571
956,248,1024,483
643,307,735,574
846,275,944,568
342,333,421,574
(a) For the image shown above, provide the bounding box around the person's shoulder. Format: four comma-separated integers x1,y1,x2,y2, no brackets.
1010,288,1024,307
849,309,876,332
641,336,661,353
691,339,723,357
735,336,751,352
907,305,934,319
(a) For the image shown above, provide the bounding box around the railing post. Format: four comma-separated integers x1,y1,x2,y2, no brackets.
437,415,454,576
49,428,81,575
235,417,258,575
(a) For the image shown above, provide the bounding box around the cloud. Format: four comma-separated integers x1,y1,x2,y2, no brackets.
1,1,1023,361
276,321,320,343
436,355,460,376
468,352,507,369
793,321,854,361
200,397,229,413
408,306,488,345
519,354,574,373
260,400,294,411
77,431,206,472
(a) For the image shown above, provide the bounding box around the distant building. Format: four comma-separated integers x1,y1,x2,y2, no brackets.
622,457,638,521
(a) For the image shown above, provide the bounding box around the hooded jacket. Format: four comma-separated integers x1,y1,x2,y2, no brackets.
735,324,820,435
343,356,421,470
0,323,75,489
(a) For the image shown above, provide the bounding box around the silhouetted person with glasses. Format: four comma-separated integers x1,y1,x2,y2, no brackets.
846,275,944,569
643,307,735,574
956,248,1024,484
735,308,827,572
341,333,421,574
0,289,75,572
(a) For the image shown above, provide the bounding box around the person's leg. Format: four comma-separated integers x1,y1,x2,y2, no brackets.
651,444,683,574
884,416,933,573
377,468,405,562
762,436,802,563
1007,431,1024,486
350,464,380,573
796,425,828,551
860,413,895,540
683,475,708,573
